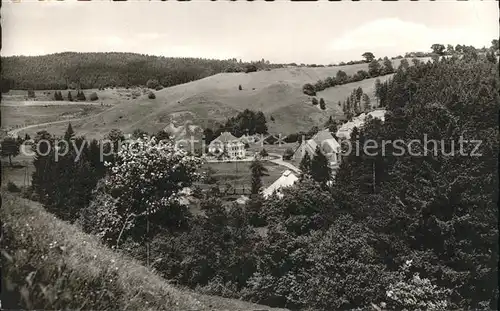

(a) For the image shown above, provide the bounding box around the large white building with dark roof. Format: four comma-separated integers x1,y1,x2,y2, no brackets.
208,131,246,159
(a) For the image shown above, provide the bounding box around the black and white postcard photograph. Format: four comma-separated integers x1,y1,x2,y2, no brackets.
1,1,498,310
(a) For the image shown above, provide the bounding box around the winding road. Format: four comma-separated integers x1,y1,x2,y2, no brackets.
268,153,301,174
8,117,87,137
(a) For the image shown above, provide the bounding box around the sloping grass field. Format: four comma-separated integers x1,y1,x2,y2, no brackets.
0,192,287,311
10,61,410,139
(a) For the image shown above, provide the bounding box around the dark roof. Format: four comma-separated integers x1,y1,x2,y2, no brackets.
216,131,239,143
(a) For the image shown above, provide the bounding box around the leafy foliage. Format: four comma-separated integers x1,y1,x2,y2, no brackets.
310,147,331,185
369,60,382,77
431,43,446,55
384,261,452,311
81,136,202,246
89,92,99,101
334,53,499,309
282,148,294,160
31,129,108,223
302,83,316,96
212,109,268,137
1,136,21,166
146,78,160,89
250,159,269,195
362,52,375,62
319,98,326,110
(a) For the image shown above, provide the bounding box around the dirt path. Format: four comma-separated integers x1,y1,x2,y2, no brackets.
1,100,109,107
6,103,117,137
8,117,87,137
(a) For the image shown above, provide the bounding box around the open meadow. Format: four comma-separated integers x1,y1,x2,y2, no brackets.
203,160,284,190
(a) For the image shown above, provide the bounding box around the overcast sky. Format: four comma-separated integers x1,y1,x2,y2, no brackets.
2,0,498,64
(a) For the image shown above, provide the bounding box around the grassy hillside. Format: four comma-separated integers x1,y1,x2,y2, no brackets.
0,191,287,311
18,63,403,139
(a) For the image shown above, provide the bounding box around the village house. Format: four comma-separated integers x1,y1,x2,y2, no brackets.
208,131,246,159
336,109,386,140
262,169,299,198
293,129,341,167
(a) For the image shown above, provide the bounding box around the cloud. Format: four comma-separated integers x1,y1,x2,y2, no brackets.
137,33,163,40
106,36,125,47
151,45,239,60
330,18,492,55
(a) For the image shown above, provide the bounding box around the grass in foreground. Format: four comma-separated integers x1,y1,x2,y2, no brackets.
0,192,286,311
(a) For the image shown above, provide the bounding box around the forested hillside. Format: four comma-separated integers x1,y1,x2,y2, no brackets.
1,52,282,90
334,53,499,309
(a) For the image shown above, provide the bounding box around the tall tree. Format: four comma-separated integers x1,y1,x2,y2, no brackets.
336,70,348,84
382,57,394,74
491,39,499,53
203,128,215,145
446,44,455,55
64,123,75,142
374,78,382,105
431,43,446,55
299,152,312,178
368,60,382,77
398,59,410,71
250,158,269,195
254,111,268,134
1,137,20,166
362,93,371,112
362,52,375,62
310,146,331,185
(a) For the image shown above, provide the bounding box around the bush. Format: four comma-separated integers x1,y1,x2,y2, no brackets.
319,98,326,110
302,83,316,96
245,214,390,310
89,92,99,101
148,91,156,99
283,148,294,160
53,91,63,101
238,84,242,91
27,89,36,98
7,181,21,193
244,65,257,73
383,261,453,311
146,79,160,89
76,91,86,101
311,97,318,105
